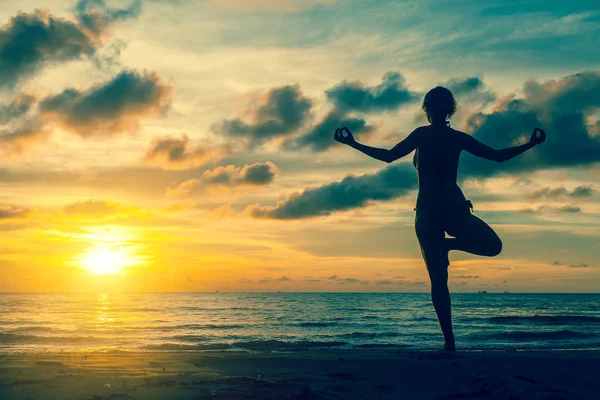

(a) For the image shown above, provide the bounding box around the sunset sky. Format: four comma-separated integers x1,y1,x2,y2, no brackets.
1,0,599,293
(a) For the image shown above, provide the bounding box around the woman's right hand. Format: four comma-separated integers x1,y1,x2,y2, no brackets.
530,128,546,146
334,126,356,146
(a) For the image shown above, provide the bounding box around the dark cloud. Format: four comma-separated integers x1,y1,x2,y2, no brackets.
325,72,419,113
0,1,141,88
74,0,142,35
0,118,48,155
442,76,496,106
213,85,312,146
258,276,293,284
0,94,36,123
453,275,480,279
285,111,374,152
569,263,589,268
338,278,367,285
374,279,395,285
518,205,582,214
570,185,595,197
168,162,278,196
0,10,96,88
526,185,596,199
143,134,231,170
0,204,32,219
460,71,600,178
249,163,416,219
552,261,565,266
39,70,172,137
326,275,337,280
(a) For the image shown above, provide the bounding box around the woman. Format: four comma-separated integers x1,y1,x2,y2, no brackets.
334,86,546,351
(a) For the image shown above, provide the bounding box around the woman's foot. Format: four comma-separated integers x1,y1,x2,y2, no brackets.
437,342,456,352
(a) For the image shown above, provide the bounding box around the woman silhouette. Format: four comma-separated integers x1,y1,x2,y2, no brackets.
334,86,546,351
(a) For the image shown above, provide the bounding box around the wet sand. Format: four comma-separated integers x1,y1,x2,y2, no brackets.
1,350,599,399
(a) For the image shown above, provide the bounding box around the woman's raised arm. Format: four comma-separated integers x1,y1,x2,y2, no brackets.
461,128,546,163
334,127,421,164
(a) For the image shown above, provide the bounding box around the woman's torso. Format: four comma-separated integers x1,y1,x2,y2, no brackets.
413,125,467,208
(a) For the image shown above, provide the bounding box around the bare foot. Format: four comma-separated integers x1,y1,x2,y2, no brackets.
438,342,456,352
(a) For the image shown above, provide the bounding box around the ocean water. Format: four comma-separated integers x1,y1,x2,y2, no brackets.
1,293,599,353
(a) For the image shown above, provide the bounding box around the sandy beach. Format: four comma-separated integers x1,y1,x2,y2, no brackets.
1,350,599,399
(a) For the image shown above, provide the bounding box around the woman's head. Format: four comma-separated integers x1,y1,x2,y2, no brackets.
422,86,456,124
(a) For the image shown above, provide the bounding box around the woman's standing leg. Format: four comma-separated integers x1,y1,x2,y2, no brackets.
415,210,455,350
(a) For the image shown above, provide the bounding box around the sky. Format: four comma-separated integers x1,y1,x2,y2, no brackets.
0,0,599,293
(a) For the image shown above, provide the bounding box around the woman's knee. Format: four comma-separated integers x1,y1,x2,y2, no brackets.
486,235,502,257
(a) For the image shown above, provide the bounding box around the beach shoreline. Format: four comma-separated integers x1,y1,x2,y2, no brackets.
2,349,599,399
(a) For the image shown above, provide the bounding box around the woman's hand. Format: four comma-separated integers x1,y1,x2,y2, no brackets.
334,126,356,146
529,128,546,146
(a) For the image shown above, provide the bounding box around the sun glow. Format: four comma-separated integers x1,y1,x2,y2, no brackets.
81,248,133,275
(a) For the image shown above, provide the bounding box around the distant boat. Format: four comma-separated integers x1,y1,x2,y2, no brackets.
477,290,487,294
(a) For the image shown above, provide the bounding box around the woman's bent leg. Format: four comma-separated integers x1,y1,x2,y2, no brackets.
445,213,502,257
415,211,455,350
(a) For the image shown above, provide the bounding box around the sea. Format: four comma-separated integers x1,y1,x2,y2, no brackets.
1,293,599,353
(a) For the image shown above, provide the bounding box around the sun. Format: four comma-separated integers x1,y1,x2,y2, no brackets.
81,248,133,275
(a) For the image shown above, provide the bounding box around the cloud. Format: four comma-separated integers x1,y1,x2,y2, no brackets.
518,205,582,214
39,70,173,137
461,70,600,178
325,72,419,113
213,85,312,147
0,118,49,155
552,261,565,266
0,94,36,123
168,161,278,196
285,110,374,152
525,185,596,199
569,263,589,268
442,76,496,106
143,134,231,170
248,163,416,219
374,279,395,285
453,275,480,279
74,0,142,36
258,276,293,283
0,10,96,88
64,199,145,219
211,0,334,12
0,204,32,219
570,185,596,197
0,2,142,88
338,278,368,285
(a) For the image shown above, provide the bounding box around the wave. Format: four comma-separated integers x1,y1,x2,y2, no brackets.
486,315,600,325
0,333,114,345
139,343,233,351
156,323,248,331
288,322,338,327
470,330,598,341
353,343,411,349
338,331,401,339
232,340,347,350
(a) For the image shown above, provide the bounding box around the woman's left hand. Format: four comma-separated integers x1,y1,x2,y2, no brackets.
334,127,356,146
530,128,546,146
